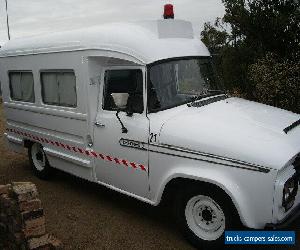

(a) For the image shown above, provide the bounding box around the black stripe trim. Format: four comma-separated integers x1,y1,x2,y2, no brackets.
119,140,271,173
284,119,300,134
149,149,270,173
149,143,271,171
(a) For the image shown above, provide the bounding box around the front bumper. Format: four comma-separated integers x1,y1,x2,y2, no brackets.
265,204,300,229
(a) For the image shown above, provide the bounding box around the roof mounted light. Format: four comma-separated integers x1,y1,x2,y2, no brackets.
163,4,174,19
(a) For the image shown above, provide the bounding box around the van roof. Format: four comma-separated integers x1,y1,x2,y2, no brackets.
0,20,210,64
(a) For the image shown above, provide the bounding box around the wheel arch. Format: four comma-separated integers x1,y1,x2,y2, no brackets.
24,139,34,148
155,174,246,226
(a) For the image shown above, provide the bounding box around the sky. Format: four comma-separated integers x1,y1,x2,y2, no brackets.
0,0,225,46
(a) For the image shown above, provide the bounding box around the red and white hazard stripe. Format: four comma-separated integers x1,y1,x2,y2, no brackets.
6,128,147,172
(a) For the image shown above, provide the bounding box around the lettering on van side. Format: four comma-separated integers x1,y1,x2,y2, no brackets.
119,138,147,150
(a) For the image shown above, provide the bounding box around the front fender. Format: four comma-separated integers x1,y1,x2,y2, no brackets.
149,162,277,229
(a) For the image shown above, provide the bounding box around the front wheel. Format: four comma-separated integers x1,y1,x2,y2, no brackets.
28,143,51,179
175,186,241,249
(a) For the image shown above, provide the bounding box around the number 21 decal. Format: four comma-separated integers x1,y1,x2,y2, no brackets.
149,133,158,143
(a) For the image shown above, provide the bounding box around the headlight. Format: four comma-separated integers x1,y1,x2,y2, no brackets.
282,176,299,212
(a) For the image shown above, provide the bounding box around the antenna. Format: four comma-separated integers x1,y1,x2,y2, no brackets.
5,0,11,40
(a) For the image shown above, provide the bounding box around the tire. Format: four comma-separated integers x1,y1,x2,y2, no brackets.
174,185,241,249
28,143,51,179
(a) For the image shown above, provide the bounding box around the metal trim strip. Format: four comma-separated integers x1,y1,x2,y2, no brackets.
119,138,271,173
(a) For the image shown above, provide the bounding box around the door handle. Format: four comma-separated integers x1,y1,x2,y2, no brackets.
94,121,105,128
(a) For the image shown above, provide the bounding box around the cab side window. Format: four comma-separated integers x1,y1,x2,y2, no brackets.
103,69,144,114
9,71,35,103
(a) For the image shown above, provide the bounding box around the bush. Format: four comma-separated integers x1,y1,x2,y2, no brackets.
249,53,300,114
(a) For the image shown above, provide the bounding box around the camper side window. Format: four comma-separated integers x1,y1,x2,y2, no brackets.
41,71,77,108
9,71,35,103
103,69,144,114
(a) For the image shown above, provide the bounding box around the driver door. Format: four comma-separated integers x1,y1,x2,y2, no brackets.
93,67,150,199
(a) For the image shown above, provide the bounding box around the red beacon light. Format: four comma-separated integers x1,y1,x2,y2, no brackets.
163,4,174,19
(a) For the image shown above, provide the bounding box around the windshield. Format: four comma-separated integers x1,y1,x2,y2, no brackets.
147,57,224,112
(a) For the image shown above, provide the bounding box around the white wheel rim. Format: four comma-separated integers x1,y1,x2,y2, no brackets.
31,144,46,171
185,195,225,241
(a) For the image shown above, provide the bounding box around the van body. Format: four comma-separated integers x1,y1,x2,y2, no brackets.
0,19,299,247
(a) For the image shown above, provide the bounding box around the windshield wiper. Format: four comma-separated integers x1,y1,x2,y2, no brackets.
189,90,225,103
187,91,227,107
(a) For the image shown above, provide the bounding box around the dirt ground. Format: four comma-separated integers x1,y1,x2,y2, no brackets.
0,102,299,250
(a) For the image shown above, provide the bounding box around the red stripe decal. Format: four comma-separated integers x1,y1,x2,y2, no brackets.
122,160,128,166
91,151,98,158
130,162,137,169
139,165,146,171
8,129,148,172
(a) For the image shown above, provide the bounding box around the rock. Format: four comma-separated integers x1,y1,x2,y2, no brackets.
22,208,44,222
0,184,11,195
11,183,38,202
28,234,62,250
0,182,61,249
19,199,42,213
23,217,46,238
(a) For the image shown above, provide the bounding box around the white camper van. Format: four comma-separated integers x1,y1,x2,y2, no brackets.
0,5,300,248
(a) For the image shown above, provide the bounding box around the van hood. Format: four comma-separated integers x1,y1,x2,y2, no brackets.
158,97,300,170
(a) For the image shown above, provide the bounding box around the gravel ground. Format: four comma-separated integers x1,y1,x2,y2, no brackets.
0,102,299,250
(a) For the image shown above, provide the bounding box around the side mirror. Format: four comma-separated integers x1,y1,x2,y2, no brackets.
111,93,129,110
111,92,134,117
116,109,128,133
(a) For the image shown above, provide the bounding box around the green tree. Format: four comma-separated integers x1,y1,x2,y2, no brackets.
201,0,300,112
223,0,300,58
201,19,228,55
201,20,255,95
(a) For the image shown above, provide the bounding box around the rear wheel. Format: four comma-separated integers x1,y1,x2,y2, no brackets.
28,143,51,179
175,185,241,249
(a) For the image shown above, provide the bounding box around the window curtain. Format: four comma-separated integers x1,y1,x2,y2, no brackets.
10,73,22,100
41,73,59,105
21,72,34,102
58,72,77,107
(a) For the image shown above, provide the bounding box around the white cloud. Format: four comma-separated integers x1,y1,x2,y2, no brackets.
0,0,225,45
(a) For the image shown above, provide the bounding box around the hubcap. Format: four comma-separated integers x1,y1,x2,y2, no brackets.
31,144,46,171
185,195,225,241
